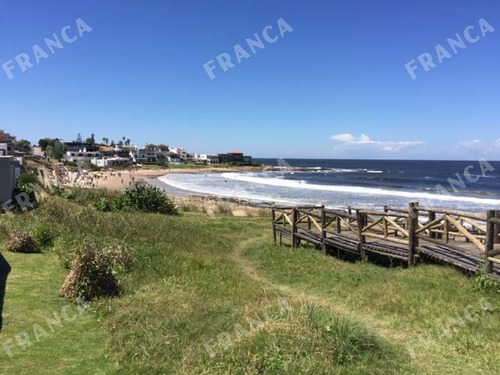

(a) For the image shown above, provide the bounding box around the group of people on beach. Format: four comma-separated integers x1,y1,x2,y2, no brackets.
47,165,138,189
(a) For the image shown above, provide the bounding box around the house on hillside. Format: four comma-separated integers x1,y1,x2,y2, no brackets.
193,154,220,165
63,149,101,163
63,141,98,152
0,130,16,156
130,148,158,164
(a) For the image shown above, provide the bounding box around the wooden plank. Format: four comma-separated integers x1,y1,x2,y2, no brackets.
340,217,358,233
418,207,486,221
358,209,407,218
362,217,384,233
446,215,484,252
488,257,500,264
416,216,444,234
461,217,487,233
386,216,410,237
364,233,409,245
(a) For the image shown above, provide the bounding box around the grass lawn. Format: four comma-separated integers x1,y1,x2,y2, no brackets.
0,251,113,374
1,195,499,374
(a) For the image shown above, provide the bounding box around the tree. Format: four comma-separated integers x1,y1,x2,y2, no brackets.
102,137,109,146
76,133,83,143
46,140,67,160
14,139,32,154
86,133,95,146
125,139,131,146
38,138,52,151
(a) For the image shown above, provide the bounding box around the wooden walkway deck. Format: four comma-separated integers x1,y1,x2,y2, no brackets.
272,204,500,279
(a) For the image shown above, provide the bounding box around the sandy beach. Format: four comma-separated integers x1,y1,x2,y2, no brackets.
59,166,267,191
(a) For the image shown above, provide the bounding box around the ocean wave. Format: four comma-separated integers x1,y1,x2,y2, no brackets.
220,173,500,205
158,175,297,205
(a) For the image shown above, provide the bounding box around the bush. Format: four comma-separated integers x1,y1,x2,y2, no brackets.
6,233,41,254
122,184,178,215
60,238,122,302
17,170,39,194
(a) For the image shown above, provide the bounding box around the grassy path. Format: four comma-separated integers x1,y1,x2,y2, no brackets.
245,243,500,374
231,237,413,344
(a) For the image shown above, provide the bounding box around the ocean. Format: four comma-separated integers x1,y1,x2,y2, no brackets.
157,159,500,213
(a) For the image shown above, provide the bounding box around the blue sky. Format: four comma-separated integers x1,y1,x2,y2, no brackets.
1,0,499,159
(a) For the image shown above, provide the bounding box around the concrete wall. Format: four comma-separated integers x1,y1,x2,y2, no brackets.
0,157,16,204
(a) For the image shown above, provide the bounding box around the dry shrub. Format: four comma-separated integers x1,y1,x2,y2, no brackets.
6,232,40,254
59,237,132,302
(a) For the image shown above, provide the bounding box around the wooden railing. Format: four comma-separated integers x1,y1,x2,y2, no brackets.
321,208,358,254
272,203,500,276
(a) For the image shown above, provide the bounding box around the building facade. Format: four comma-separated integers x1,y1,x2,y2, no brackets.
0,157,19,205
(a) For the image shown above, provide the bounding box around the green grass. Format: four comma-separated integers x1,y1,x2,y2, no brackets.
1,195,499,374
0,252,113,374
246,244,500,374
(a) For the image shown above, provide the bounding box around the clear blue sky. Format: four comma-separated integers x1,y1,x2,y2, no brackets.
1,0,499,159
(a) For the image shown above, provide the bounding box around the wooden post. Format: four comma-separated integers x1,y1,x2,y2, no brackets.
428,211,436,239
408,202,419,267
485,210,496,275
291,208,298,249
495,211,500,245
336,216,341,234
443,217,449,243
272,209,277,245
321,208,327,255
356,210,367,261
383,206,389,238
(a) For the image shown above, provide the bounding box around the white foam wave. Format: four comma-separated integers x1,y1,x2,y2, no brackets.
158,175,296,205
220,173,500,206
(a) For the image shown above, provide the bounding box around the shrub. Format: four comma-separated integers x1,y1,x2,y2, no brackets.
6,233,41,254
122,184,178,215
58,236,133,302
60,238,120,302
17,170,39,194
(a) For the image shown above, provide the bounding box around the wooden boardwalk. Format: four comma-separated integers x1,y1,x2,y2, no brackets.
272,204,500,279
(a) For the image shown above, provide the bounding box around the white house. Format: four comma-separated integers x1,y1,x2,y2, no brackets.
130,149,158,164
64,148,101,163
193,154,220,165
91,157,131,168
